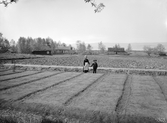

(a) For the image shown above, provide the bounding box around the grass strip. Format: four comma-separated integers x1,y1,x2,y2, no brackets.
0,72,64,91
64,73,106,106
0,71,42,82
152,76,167,102
14,73,84,102
0,102,164,123
0,70,25,76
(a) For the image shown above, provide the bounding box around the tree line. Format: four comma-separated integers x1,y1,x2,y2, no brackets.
0,34,72,54
0,34,107,54
143,44,166,56
0,33,166,55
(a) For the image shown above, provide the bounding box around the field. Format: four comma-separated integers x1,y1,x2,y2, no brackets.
0,69,167,123
0,53,167,123
1,53,167,70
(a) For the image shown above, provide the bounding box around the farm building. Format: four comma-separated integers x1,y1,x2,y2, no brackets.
54,46,76,54
108,47,127,54
31,46,75,55
54,47,71,54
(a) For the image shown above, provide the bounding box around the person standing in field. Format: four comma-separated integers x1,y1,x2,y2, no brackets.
83,55,90,73
91,60,98,73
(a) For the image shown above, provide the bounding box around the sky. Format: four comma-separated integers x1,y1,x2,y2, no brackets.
0,0,167,49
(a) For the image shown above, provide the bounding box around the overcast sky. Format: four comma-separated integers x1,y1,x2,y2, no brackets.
0,0,167,46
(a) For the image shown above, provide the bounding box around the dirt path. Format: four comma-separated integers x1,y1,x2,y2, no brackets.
0,71,62,91
125,75,167,119
4,63,167,72
23,73,103,106
0,72,82,103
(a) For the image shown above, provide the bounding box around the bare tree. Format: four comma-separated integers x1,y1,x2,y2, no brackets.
10,39,17,52
76,40,86,53
98,41,106,53
143,46,153,56
87,44,92,51
114,44,121,48
126,43,132,52
155,44,166,53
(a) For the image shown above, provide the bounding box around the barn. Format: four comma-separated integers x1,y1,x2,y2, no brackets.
108,47,128,55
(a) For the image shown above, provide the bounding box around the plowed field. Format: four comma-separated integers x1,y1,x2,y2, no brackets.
0,69,167,123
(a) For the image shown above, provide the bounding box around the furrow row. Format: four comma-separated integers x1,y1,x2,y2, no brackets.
0,72,83,104
0,71,63,91
64,73,106,106
23,73,103,107
15,73,84,102
153,76,167,102
67,74,127,114
115,74,129,113
0,71,41,82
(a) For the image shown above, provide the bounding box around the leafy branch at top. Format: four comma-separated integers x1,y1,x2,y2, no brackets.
84,0,105,13
0,0,105,13
0,0,17,7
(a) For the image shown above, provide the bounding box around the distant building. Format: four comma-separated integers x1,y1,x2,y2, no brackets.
108,47,125,54
31,46,75,55
54,46,71,54
54,46,76,54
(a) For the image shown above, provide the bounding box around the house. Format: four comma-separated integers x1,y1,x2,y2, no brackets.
108,47,125,54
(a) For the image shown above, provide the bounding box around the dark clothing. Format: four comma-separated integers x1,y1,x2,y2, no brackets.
83,59,90,65
83,70,89,73
91,62,98,73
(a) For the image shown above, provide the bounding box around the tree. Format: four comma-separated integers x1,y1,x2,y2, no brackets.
0,0,105,13
143,44,166,56
87,44,92,51
26,37,34,53
76,40,86,53
143,46,153,56
155,44,165,53
126,43,132,52
98,41,106,53
0,33,10,52
114,44,120,48
10,39,17,52
17,37,26,53
46,37,55,54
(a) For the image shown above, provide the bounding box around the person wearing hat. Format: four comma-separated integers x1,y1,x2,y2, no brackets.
83,55,90,73
91,59,98,73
